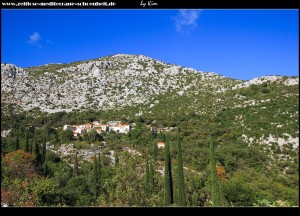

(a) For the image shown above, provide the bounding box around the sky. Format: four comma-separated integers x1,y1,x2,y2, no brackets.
1,9,298,80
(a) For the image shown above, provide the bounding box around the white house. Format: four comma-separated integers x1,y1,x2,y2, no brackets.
99,124,108,132
157,141,165,148
109,124,131,134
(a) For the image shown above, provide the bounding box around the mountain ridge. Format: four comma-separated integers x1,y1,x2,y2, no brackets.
1,54,298,114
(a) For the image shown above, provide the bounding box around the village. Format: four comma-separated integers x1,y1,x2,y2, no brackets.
63,120,131,137
62,120,174,150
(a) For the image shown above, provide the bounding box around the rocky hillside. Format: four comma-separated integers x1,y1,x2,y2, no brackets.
1,54,297,114
1,54,299,150
1,54,238,113
1,54,298,207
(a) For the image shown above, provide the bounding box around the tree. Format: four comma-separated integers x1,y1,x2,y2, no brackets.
85,129,99,143
2,150,37,180
34,140,41,167
14,135,20,151
32,134,37,155
24,130,29,153
145,159,150,197
177,133,185,206
164,140,173,206
1,150,40,206
149,160,154,195
93,154,100,197
210,141,219,206
73,152,79,176
93,154,99,183
151,142,158,160
60,130,73,143
115,153,119,167
41,140,46,165
97,152,102,191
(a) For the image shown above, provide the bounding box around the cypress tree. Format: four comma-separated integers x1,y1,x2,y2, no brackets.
152,142,158,160
98,152,101,182
24,130,29,153
145,159,150,197
115,153,119,167
42,142,46,164
93,154,99,183
32,132,37,155
32,136,36,155
34,141,41,167
15,135,20,151
73,152,79,176
41,131,47,164
177,132,185,206
210,141,219,206
93,154,99,197
97,152,102,193
164,140,173,206
149,160,154,195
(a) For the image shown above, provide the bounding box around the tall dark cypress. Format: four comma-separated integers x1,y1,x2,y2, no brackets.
115,153,119,167
42,131,47,164
145,159,150,197
97,152,101,193
98,152,101,182
73,152,79,176
24,130,29,153
34,141,41,167
177,132,185,206
93,154,99,197
149,160,154,195
152,142,158,160
164,140,173,206
32,132,37,155
15,135,20,151
210,141,219,206
93,154,99,183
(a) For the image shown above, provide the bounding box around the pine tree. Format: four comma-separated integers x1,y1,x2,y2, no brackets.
73,152,79,176
149,159,154,195
177,132,185,206
24,130,29,153
210,141,219,206
164,140,173,206
145,159,150,197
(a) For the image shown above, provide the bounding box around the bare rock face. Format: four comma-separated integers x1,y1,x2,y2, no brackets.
1,63,26,79
1,54,298,114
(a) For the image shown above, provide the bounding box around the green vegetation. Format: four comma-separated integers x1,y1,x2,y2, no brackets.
177,131,185,206
1,64,298,206
164,141,174,206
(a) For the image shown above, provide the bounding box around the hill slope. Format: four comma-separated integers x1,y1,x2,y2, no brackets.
1,54,299,206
